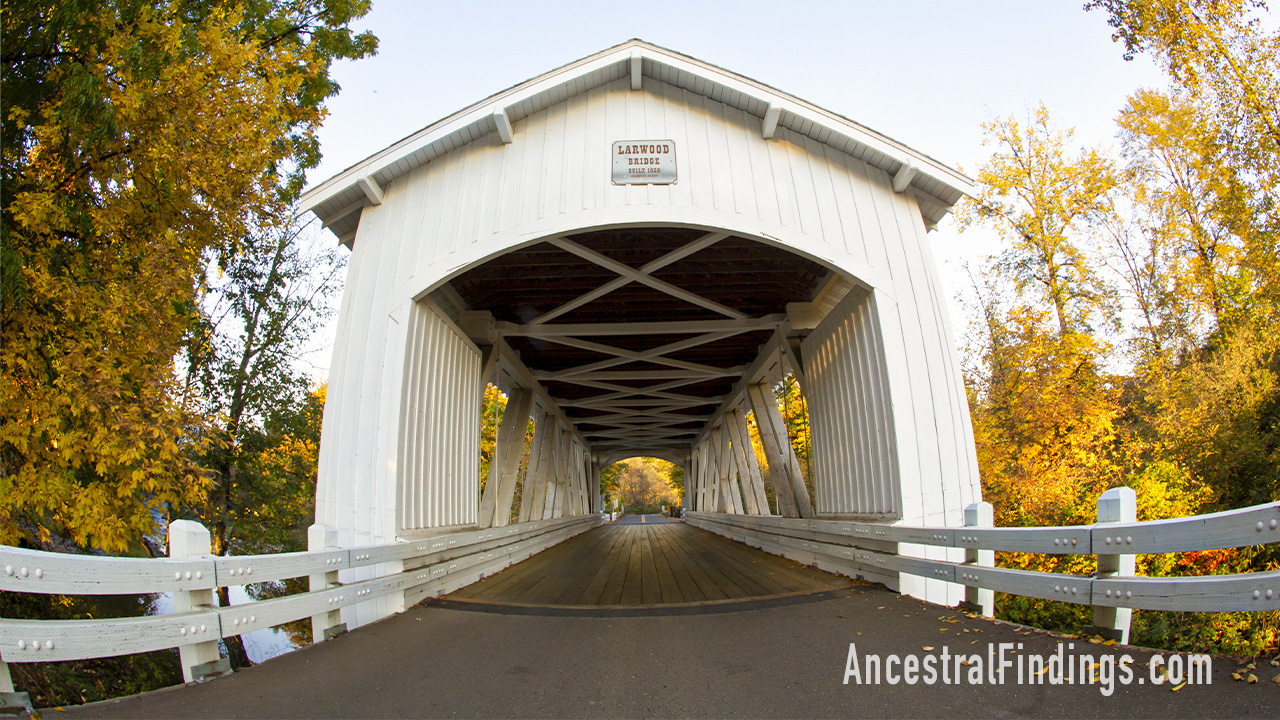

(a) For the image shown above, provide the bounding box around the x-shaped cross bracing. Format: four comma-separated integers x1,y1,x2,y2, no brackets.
496,231,789,454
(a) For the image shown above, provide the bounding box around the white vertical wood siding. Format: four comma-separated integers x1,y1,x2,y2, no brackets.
397,300,481,532
802,288,899,518
317,73,979,605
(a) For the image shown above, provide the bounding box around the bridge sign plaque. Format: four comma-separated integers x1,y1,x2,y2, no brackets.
612,140,677,185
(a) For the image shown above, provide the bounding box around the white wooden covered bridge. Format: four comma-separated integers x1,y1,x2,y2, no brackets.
298,39,980,625
4,43,1280,706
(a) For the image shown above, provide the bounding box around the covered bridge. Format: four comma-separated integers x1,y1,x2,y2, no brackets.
299,39,980,627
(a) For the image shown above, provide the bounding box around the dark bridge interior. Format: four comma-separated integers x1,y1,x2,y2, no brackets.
446,227,832,455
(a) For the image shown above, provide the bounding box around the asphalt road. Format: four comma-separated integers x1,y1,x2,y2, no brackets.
62,583,1275,719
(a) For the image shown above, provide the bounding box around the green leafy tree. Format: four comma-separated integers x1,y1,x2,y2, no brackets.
184,218,345,555
0,0,376,553
180,215,344,667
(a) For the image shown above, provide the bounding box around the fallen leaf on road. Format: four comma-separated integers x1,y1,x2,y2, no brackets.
1171,681,1186,692
1232,672,1243,681
1248,674,1258,684
923,646,934,651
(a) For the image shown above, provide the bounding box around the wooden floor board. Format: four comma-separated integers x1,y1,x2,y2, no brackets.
653,526,708,602
446,521,848,607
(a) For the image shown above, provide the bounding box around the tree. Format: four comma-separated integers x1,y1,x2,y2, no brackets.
964,294,1121,528
776,373,813,498
178,213,345,668
954,4,1280,654
479,383,506,490
0,0,375,552
959,103,1120,335
613,457,680,513
1117,89,1255,332
1088,0,1280,315
184,217,345,557
1086,0,1279,149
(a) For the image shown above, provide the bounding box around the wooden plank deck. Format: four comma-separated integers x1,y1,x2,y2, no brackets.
447,522,850,607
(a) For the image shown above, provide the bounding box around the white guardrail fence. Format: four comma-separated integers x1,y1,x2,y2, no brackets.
688,489,1280,643
0,514,601,696
2,491,1279,703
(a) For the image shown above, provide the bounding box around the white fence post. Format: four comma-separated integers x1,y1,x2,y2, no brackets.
168,520,223,683
1088,487,1136,643
308,523,344,642
0,647,30,716
962,501,994,617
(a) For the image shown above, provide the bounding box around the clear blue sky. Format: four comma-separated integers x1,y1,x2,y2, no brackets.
301,0,1167,377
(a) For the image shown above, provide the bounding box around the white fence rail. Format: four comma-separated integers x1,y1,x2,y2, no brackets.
0,514,601,690
3,496,1278,699
687,492,1280,643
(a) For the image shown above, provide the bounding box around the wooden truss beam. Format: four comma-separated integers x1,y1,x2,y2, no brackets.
547,236,746,319
531,231,728,325
498,314,785,337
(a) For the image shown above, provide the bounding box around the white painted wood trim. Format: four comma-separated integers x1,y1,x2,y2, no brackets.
358,175,384,205
493,107,514,144
630,49,643,90
892,164,918,193
300,41,973,223
761,103,781,140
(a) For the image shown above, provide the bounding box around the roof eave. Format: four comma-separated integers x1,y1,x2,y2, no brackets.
300,40,973,233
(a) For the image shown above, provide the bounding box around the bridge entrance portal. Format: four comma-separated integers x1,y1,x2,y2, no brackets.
301,40,979,629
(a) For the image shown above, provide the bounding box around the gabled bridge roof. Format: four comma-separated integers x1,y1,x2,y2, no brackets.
301,39,973,242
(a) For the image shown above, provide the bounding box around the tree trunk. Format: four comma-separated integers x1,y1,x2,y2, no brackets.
216,585,254,669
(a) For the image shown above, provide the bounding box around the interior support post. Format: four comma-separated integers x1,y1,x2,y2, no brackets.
518,411,550,522
530,418,557,520
479,388,534,528
716,423,743,514
726,409,767,515
747,382,812,518
705,429,722,512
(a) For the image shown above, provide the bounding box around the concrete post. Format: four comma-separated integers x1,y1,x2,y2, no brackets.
169,520,222,683
1089,487,1136,643
961,502,994,617
308,523,343,642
